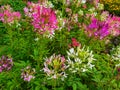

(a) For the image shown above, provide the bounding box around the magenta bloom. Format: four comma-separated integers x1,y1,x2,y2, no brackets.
24,2,58,37
32,6,58,34
86,18,110,39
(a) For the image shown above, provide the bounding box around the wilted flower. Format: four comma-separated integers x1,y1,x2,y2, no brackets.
24,2,58,38
0,5,21,25
67,46,95,73
43,54,68,81
0,55,13,73
21,66,35,82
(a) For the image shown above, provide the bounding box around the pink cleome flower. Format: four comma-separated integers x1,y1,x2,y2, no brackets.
43,54,68,80
84,17,110,39
24,2,58,36
21,66,35,82
108,16,120,36
0,5,21,24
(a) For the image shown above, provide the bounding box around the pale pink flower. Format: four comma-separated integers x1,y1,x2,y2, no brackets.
43,54,68,80
0,5,21,24
0,55,13,73
108,16,120,36
21,66,35,82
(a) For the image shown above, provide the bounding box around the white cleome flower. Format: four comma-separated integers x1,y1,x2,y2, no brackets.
111,46,120,67
67,46,96,73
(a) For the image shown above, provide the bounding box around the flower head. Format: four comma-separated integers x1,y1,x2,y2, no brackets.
85,17,110,39
24,2,58,38
43,54,68,80
108,16,120,36
69,38,81,48
0,5,21,25
21,66,35,82
0,55,13,73
67,46,95,73
111,45,120,67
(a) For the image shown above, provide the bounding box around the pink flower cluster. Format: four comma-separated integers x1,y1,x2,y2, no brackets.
24,2,58,36
21,66,35,82
0,5,21,24
108,16,120,36
0,55,13,73
84,11,120,39
43,54,67,80
85,17,109,39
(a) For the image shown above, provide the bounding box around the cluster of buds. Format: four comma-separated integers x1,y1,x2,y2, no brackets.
21,66,35,82
0,5,21,25
43,54,68,81
69,38,81,48
0,55,13,73
24,2,58,38
67,46,95,73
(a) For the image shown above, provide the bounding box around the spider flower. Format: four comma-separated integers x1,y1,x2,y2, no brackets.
111,46,120,67
21,66,35,82
0,55,13,73
67,46,95,73
108,16,120,36
85,17,110,39
0,5,21,25
43,54,68,81
24,2,58,38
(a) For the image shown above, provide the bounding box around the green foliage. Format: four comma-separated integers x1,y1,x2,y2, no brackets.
0,0,26,15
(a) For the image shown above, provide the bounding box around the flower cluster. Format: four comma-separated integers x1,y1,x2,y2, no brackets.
24,2,58,38
21,66,35,82
67,46,95,73
69,38,81,48
0,56,13,73
85,17,109,39
108,16,120,36
111,45,120,67
43,54,68,80
0,5,21,25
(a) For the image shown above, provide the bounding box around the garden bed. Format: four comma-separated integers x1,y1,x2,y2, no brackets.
0,0,120,90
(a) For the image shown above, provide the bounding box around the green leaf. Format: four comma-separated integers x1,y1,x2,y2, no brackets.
56,87,64,90
42,87,48,90
77,82,89,90
72,83,77,90
35,86,40,90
